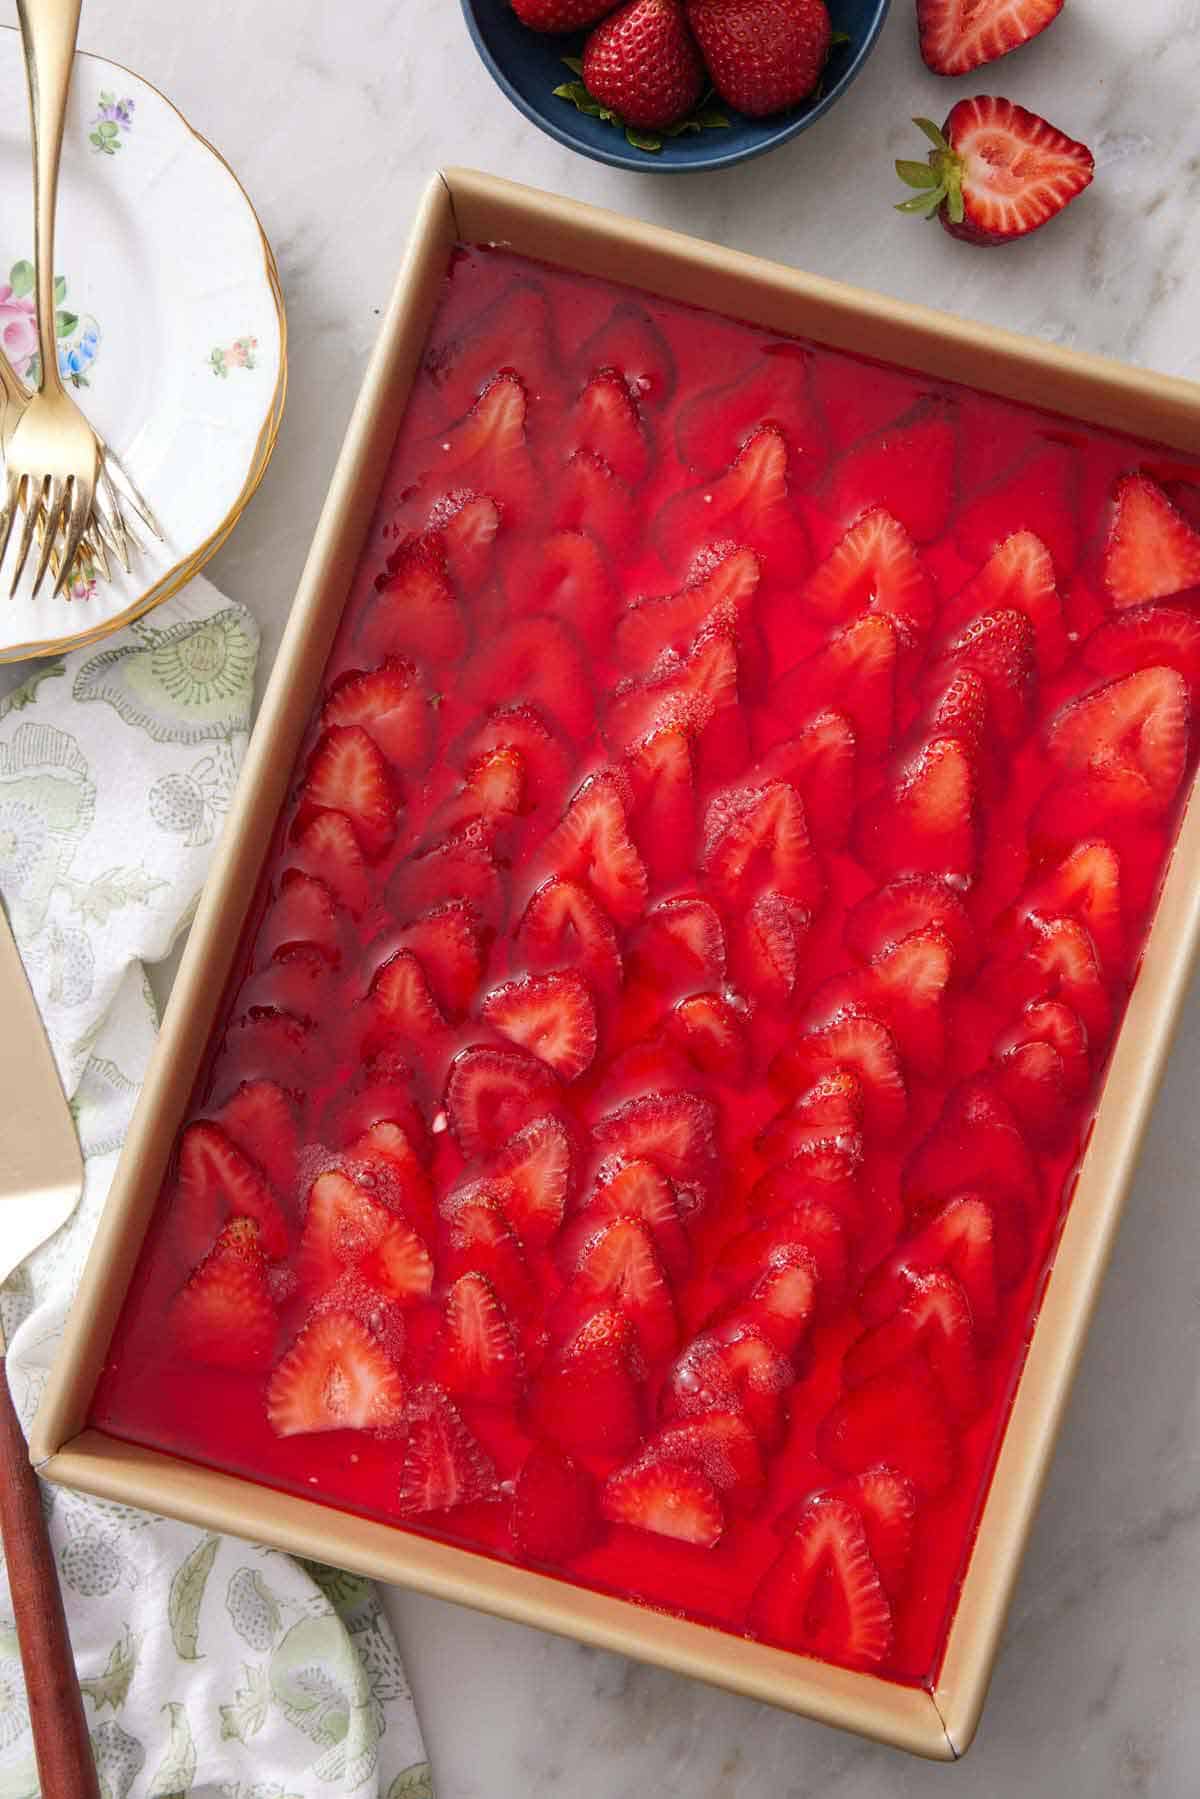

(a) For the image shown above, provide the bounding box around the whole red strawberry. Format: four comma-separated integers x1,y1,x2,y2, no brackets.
511,0,619,30
687,0,832,117
895,99,1094,247
582,0,705,130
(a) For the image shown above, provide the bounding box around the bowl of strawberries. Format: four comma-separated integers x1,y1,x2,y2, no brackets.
461,0,890,171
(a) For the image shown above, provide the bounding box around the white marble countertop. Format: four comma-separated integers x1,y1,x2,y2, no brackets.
8,0,1200,1790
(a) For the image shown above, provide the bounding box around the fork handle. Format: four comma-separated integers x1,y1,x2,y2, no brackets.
0,1350,100,1798
16,0,83,395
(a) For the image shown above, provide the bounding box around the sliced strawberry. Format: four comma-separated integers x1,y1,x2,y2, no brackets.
630,896,726,986
516,877,623,989
388,835,505,929
992,1037,1070,1141
772,1012,907,1140
742,1243,819,1353
297,1169,394,1295
827,400,956,544
363,532,466,667
660,1325,793,1449
1048,666,1189,810
176,1121,290,1262
818,1364,954,1496
997,996,1090,1098
1105,473,1200,606
482,970,598,1081
428,747,524,842
512,1446,597,1564
435,372,533,518
720,1202,849,1315
572,367,649,488
702,780,821,909
427,488,501,591
851,1466,917,1598
303,725,399,858
759,1067,864,1162
322,660,433,771
575,301,677,410
397,902,486,1017
573,1156,690,1279
345,1117,434,1223
554,447,635,550
667,992,748,1077
1023,840,1122,970
488,1115,573,1250
760,712,857,851
330,1069,429,1171
266,1311,405,1437
932,608,1036,741
955,441,1081,574
592,1089,716,1183
924,666,990,758
258,870,343,966
541,771,648,925
845,874,976,971
615,542,760,671
432,1271,522,1404
444,1047,561,1160
867,927,956,1076
307,1271,407,1367
776,611,899,760
463,616,592,743
171,1218,278,1371
748,1496,892,1668
528,1306,645,1458
365,949,447,1049
606,622,740,755
802,509,934,639
626,727,696,887
672,423,790,538
1084,604,1200,692
358,1217,434,1303
856,733,977,885
1019,913,1111,1043
904,1080,1034,1278
951,533,1068,676
440,1183,539,1325
213,1079,298,1198
504,531,613,655
397,1383,499,1515
571,1217,678,1362
864,1193,999,1335
675,344,825,478
601,1455,724,1548
917,0,1064,76
286,810,370,918
735,890,812,1000
222,1004,320,1093
464,704,572,815
421,273,561,428
846,1270,979,1416
652,1410,765,1507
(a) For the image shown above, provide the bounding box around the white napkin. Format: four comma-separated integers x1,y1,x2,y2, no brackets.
0,581,432,1799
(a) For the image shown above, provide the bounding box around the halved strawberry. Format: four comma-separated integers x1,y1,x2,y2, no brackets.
575,301,677,410
488,1115,573,1250
760,712,857,851
432,1271,522,1404
358,1217,435,1304
296,1169,394,1295
463,705,572,815
444,1047,561,1160
741,1243,820,1353
778,611,900,762
845,874,976,971
702,780,821,909
1105,473,1200,607
601,1455,724,1548
675,344,825,478
541,771,648,925
528,1306,645,1457
176,1121,290,1262
572,367,649,488
397,1383,499,1515
863,1193,999,1334
651,1410,765,1508
213,1079,298,1198
286,810,371,918
846,1269,980,1417
258,871,343,967
504,531,613,655
818,1364,955,1496
950,533,1067,675
917,0,1064,76
1084,605,1200,695
748,1496,892,1668
512,1446,597,1564
303,725,399,858
827,401,956,544
667,992,748,1077
428,747,524,842
463,616,592,744
1048,666,1189,810
428,488,501,592
434,372,533,519
322,660,433,771
171,1218,278,1370
659,1325,793,1449
481,970,598,1081
802,509,935,640
856,733,977,885
851,1466,917,1598
626,727,696,888
397,902,486,1017
735,891,812,1000
931,607,1037,741
388,835,504,929
571,1156,690,1278
266,1311,405,1437
365,949,447,1049
516,877,623,989
630,896,726,987
554,448,635,550
362,532,466,667
615,542,760,672
1023,840,1123,970
867,927,956,1076
898,102,1094,248
772,1012,908,1140
925,666,990,757
571,1216,678,1361
606,623,740,755
592,1089,716,1183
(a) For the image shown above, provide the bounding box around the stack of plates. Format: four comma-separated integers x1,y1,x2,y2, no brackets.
0,30,286,662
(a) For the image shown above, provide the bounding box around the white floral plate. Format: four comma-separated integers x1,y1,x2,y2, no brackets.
0,29,285,661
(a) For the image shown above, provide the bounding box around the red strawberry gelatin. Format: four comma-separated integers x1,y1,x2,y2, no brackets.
92,245,1200,1688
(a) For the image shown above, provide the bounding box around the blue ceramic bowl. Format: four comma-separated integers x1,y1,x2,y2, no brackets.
461,0,891,174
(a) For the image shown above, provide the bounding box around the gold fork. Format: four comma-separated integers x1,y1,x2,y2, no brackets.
2,0,158,599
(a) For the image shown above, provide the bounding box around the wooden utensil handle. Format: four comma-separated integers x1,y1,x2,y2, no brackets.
0,1353,100,1799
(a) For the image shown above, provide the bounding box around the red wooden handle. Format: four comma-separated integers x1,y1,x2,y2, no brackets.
0,1354,100,1799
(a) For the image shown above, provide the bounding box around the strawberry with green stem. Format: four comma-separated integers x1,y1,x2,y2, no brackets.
895,100,1093,247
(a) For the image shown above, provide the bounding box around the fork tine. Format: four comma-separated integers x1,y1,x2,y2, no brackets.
53,479,92,598
0,468,24,576
9,477,46,597
101,446,161,540
85,521,110,583
97,466,134,570
31,477,68,598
